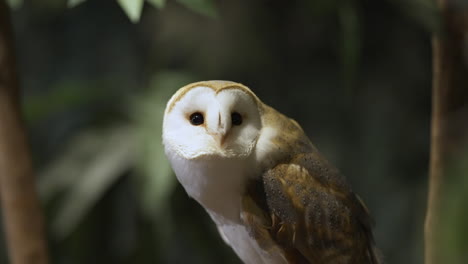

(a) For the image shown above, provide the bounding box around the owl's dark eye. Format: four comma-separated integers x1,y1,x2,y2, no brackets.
231,112,243,126
189,112,204,126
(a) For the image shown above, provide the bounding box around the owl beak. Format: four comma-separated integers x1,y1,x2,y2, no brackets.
210,130,228,147
208,112,230,147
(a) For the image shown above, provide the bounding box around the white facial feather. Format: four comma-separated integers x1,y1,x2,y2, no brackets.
163,86,261,159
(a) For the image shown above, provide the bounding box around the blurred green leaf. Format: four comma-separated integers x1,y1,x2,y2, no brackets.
146,0,165,9
67,0,86,8
439,146,468,264
176,0,218,18
132,71,195,219
38,129,108,203
117,0,144,23
22,81,107,124
42,125,137,239
6,0,23,9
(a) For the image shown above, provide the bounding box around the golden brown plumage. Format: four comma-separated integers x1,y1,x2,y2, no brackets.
241,105,379,264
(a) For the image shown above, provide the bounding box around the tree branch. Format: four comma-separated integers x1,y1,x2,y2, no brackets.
425,0,468,263
0,1,49,264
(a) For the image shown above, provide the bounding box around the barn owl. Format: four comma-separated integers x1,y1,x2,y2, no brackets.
162,81,380,264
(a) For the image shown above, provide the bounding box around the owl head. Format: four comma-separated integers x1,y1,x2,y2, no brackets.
163,81,263,160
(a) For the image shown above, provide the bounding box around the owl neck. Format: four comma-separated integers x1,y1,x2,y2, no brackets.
167,152,256,224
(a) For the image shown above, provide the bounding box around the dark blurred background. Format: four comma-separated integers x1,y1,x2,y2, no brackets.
0,0,440,263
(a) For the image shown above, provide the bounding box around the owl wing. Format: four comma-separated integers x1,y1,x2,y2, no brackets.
241,152,380,264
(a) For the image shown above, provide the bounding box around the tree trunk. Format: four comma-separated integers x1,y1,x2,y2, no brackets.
425,1,468,263
0,2,49,264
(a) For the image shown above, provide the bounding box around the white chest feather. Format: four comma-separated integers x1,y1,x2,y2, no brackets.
165,150,286,264
165,150,250,222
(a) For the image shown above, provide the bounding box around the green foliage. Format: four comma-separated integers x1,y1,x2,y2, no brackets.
439,147,468,264
22,81,107,124
66,0,218,23
132,71,195,219
35,71,196,244
117,0,145,23
147,0,166,9
40,125,137,239
176,0,218,18
6,0,23,9
130,72,197,259
67,0,86,8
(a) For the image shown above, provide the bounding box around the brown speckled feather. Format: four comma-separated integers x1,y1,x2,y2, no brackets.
241,106,380,264
242,153,379,264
